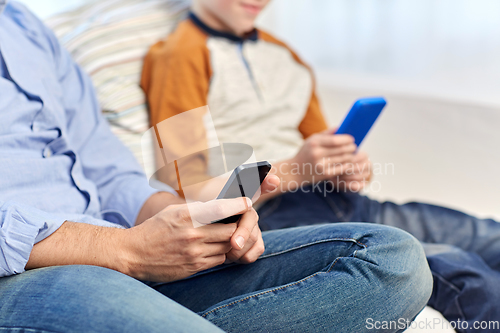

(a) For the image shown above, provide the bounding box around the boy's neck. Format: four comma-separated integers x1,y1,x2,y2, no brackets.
191,5,244,37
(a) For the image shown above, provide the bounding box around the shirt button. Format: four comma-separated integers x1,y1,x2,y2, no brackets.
43,147,52,158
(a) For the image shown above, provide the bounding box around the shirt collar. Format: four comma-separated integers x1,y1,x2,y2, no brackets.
189,11,258,42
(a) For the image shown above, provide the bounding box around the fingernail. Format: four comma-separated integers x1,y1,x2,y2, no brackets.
236,236,245,249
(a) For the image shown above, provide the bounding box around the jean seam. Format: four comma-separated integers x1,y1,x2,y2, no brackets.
259,237,366,260
159,238,367,285
0,327,61,333
201,240,369,318
431,271,467,322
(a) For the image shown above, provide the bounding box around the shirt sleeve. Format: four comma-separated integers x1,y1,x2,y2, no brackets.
297,90,329,139
141,21,213,195
0,200,122,277
32,6,174,227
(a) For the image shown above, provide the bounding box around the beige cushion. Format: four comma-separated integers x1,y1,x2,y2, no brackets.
46,0,189,175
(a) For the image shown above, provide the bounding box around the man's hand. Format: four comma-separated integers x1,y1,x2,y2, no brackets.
124,174,280,282
26,175,280,282
122,198,258,282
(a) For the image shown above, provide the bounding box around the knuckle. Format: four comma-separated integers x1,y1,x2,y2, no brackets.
183,228,201,242
223,225,237,239
213,203,227,217
239,256,251,264
249,231,259,243
185,247,201,260
176,208,192,222
248,208,258,220
240,253,256,264
257,244,265,256
239,225,253,237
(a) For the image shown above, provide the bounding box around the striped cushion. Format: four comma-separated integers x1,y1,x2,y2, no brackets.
46,0,189,175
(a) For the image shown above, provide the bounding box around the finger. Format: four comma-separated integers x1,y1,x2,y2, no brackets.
238,231,265,264
200,242,233,257
188,197,252,225
231,208,259,251
260,174,280,194
198,254,227,272
353,152,366,160
324,162,354,177
341,174,365,182
317,133,355,147
321,143,357,158
199,222,237,243
226,224,260,263
250,174,280,202
324,154,356,168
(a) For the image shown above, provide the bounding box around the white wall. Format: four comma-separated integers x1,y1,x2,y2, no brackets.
257,0,500,107
257,0,500,220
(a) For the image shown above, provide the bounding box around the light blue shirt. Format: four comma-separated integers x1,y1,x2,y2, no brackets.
0,1,173,277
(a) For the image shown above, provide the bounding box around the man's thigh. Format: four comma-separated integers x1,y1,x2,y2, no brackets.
0,265,222,333
151,223,429,316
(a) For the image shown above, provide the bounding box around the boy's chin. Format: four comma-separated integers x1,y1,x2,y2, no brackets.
234,21,256,35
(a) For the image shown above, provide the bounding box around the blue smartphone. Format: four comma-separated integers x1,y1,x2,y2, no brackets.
335,97,387,147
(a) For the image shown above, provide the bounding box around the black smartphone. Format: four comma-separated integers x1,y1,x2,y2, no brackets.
212,161,272,224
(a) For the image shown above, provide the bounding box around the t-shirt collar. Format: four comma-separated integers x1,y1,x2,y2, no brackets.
189,11,258,42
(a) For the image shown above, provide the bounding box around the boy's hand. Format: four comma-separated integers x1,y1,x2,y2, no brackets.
291,128,357,184
334,151,372,192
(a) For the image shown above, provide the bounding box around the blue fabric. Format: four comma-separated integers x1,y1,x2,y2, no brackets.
257,184,500,332
0,223,432,332
0,1,175,277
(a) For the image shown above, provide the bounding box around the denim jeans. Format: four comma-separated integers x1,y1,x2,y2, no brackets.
257,184,500,333
0,223,432,333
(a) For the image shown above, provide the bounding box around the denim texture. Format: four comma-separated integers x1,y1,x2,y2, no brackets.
258,184,500,332
0,223,432,333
